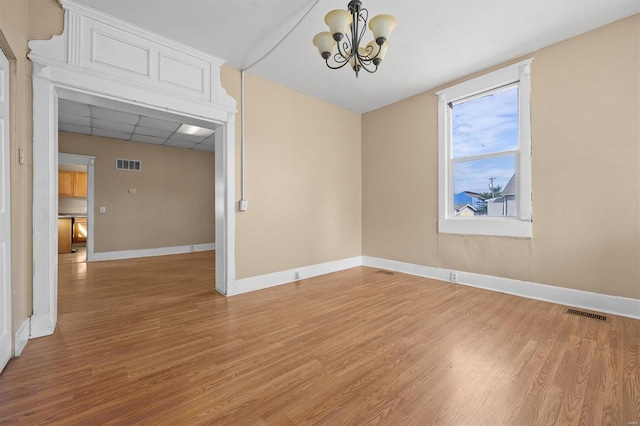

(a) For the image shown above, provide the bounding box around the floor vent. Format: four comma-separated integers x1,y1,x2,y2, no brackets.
566,308,607,322
376,270,395,275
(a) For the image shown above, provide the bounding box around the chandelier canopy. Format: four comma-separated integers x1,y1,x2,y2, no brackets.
313,0,396,77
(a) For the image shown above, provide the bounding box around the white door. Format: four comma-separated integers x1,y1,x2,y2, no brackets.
0,48,12,371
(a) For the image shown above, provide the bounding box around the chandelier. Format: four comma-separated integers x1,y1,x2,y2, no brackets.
313,1,396,77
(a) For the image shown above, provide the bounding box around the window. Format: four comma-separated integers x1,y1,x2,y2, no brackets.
436,59,533,238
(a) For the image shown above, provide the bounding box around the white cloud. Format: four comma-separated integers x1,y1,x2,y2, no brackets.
452,86,518,158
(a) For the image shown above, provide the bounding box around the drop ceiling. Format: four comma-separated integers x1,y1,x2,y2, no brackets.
58,99,215,152
72,0,640,113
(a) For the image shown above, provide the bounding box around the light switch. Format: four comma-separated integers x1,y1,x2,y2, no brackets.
128,188,136,194
99,206,106,213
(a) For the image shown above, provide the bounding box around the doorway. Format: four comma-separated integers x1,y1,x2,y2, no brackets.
29,3,237,338
58,153,93,264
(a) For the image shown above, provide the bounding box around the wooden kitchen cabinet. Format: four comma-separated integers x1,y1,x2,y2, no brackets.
58,218,72,254
75,173,87,197
58,171,87,197
73,217,87,243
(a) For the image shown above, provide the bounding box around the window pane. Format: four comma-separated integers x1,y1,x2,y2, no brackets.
453,155,516,217
452,86,518,159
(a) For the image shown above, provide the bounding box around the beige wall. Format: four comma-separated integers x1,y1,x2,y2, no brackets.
0,0,63,338
362,15,640,300
59,132,215,252
220,69,362,278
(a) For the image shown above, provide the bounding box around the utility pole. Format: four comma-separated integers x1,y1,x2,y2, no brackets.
489,176,496,197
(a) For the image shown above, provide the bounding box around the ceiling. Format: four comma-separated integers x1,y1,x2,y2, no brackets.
58,99,215,152
72,0,639,114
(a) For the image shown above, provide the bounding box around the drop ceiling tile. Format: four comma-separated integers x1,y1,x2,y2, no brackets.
165,139,197,149
93,128,132,141
193,144,215,152
138,116,180,132
130,134,166,144
92,119,136,133
91,107,140,125
199,136,215,146
59,123,92,135
169,132,205,143
59,114,91,127
134,126,173,138
59,99,90,117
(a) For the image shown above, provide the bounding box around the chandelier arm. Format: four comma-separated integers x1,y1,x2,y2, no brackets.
356,60,379,74
324,58,354,70
366,43,382,61
335,37,353,62
354,8,368,52
354,53,378,73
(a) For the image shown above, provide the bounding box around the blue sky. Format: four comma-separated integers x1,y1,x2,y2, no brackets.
452,86,518,194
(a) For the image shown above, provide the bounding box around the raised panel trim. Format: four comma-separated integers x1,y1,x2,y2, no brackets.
91,30,151,77
158,53,206,93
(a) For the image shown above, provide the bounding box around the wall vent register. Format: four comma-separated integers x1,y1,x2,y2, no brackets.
116,158,141,171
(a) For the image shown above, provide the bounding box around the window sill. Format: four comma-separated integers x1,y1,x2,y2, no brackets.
438,218,532,238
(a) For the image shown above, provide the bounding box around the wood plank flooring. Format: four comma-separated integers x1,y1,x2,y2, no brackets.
0,251,638,424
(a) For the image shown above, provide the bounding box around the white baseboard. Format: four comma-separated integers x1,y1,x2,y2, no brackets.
232,256,363,296
362,256,640,320
14,319,30,356
91,243,215,262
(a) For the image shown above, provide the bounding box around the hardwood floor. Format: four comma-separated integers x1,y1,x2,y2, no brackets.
1,251,638,425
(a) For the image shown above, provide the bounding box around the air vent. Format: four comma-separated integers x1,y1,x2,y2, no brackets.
376,270,395,275
566,308,607,322
116,158,141,171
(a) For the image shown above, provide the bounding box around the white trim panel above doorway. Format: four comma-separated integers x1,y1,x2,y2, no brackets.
29,0,237,338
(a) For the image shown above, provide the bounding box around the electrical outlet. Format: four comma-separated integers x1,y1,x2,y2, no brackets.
295,272,302,280
450,272,458,282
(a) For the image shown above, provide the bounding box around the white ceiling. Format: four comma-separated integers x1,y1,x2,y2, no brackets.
71,0,639,114
58,99,215,152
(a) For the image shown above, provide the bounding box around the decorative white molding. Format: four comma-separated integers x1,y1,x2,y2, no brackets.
28,0,237,338
362,256,640,320
14,319,30,357
91,243,215,262
29,0,235,110
232,257,363,296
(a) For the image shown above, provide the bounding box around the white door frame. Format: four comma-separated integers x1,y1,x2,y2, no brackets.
28,1,237,338
58,153,95,261
0,47,12,370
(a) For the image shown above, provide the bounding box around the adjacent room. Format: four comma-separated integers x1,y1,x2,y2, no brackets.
0,0,638,424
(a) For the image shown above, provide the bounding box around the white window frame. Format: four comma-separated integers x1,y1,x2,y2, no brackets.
436,59,533,238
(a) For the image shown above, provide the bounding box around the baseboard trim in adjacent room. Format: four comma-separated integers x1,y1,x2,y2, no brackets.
362,256,640,320
91,243,216,262
232,256,363,296
14,319,30,356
